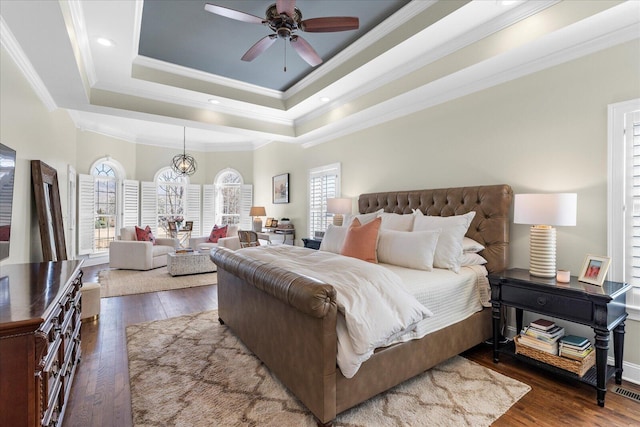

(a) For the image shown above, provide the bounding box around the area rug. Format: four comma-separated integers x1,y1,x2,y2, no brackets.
126,310,531,426
98,268,216,298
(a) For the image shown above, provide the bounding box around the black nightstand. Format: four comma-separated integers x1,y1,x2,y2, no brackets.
302,238,322,250
489,268,631,407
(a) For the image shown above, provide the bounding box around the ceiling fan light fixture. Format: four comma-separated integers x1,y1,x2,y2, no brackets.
171,127,197,176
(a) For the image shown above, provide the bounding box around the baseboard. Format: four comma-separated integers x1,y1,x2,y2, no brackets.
506,325,640,385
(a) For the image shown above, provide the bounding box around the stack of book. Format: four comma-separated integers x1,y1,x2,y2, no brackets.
175,247,194,254
559,335,593,361
518,318,565,355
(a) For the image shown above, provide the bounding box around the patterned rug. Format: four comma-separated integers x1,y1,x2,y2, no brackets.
126,310,530,426
98,267,216,298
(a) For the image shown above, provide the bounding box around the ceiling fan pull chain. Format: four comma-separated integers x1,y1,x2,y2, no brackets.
283,41,287,72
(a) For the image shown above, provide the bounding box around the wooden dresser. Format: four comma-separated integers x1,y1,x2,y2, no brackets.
0,260,84,427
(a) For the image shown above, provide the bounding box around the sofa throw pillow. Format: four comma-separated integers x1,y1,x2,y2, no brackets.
377,229,440,271
208,225,228,243
135,225,156,245
319,224,349,254
340,217,382,263
412,211,476,273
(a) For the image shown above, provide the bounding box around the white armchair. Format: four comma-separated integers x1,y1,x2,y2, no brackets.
109,227,179,270
189,224,241,252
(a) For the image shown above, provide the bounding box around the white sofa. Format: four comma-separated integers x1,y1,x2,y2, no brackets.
109,227,179,270
189,224,241,252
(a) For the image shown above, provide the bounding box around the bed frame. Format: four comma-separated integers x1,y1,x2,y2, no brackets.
211,184,513,426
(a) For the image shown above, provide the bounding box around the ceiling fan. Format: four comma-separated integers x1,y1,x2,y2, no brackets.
204,0,359,68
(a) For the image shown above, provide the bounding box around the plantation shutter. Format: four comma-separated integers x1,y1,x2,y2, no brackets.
187,184,202,237
122,180,139,228
202,184,215,234
627,112,640,286
77,173,95,255
308,163,341,237
239,184,253,230
140,181,158,235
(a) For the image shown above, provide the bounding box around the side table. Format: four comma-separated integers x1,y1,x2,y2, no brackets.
489,268,631,407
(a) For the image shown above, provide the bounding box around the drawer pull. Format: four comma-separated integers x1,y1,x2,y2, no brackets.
536,296,547,306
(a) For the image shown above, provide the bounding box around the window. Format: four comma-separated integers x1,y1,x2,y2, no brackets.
215,169,242,225
308,163,341,237
92,163,117,251
608,98,640,318
156,169,187,238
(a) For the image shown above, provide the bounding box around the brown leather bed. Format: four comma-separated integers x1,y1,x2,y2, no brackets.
210,184,513,426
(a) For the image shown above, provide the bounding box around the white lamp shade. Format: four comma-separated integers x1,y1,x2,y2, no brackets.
326,198,352,215
514,193,577,226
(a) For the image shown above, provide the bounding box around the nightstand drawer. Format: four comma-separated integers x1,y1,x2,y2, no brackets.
501,286,592,323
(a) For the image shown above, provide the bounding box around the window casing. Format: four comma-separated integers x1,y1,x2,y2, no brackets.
309,163,341,237
608,98,640,319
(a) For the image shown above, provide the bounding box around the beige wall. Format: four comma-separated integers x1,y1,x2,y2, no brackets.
1,46,77,264
252,41,640,365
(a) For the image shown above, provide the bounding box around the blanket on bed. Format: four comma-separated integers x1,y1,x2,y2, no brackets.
238,245,433,377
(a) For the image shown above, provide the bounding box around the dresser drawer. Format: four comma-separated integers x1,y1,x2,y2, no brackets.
501,286,593,323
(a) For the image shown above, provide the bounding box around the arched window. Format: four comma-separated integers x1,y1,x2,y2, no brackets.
156,168,188,237
215,169,243,225
90,159,123,251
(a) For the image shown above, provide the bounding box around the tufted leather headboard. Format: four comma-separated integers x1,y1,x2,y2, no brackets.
358,184,513,273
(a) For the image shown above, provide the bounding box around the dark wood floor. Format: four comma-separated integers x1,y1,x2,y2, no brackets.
65,264,640,426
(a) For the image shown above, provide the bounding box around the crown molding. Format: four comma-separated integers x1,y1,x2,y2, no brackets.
296,0,559,127
300,11,639,148
66,0,97,87
283,0,437,97
1,16,57,112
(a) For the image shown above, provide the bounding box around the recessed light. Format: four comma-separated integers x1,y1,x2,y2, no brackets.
208,99,220,105
320,97,331,103
96,37,115,47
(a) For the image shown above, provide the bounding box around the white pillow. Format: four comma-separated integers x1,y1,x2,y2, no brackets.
460,252,487,267
343,209,383,227
377,230,440,271
412,211,476,273
463,237,484,253
319,224,348,254
379,212,414,231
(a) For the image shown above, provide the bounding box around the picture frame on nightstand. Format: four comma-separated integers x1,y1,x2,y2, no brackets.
578,254,611,286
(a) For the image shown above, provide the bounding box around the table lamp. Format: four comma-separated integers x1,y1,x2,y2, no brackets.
327,198,352,226
249,206,267,232
514,193,577,278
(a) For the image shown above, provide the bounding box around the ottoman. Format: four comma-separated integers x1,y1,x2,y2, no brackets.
81,281,101,321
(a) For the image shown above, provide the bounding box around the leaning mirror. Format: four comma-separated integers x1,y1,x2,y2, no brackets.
31,160,67,261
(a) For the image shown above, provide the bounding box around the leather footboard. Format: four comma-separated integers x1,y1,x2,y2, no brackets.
213,249,339,424
335,309,492,414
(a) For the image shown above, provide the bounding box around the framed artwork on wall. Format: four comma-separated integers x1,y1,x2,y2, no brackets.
273,173,289,204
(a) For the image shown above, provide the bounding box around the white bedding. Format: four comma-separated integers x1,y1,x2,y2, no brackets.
380,263,490,344
238,246,433,378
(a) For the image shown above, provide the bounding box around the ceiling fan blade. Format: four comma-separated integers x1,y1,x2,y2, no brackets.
290,35,322,67
276,0,296,18
241,35,277,62
204,3,264,24
300,17,359,32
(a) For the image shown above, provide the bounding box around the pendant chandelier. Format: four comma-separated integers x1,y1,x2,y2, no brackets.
171,127,197,176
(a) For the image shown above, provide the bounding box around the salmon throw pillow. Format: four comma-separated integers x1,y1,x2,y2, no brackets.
135,225,156,245
340,217,382,263
208,225,228,243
